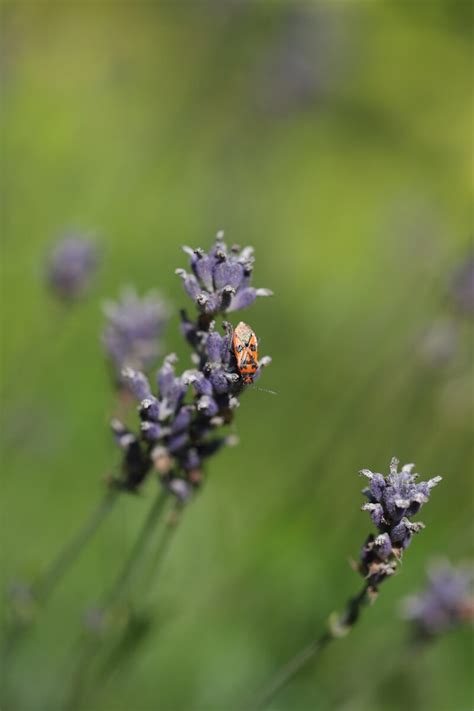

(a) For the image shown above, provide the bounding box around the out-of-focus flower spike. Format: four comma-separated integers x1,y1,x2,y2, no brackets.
102,287,168,381
46,233,99,302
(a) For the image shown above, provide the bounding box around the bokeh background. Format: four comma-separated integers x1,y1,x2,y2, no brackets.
1,1,473,710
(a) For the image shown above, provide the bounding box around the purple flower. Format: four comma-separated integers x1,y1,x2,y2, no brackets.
401,561,473,638
111,232,272,499
358,458,442,593
102,287,169,383
176,231,272,318
118,343,239,496
46,234,99,301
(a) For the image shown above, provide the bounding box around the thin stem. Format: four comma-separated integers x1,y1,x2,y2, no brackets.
141,502,182,599
34,488,119,604
87,502,183,703
1,489,118,661
103,486,169,608
252,632,332,710
65,487,170,711
252,583,370,709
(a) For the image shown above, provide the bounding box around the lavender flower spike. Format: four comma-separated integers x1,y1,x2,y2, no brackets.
252,458,441,707
176,231,272,319
111,233,272,498
401,560,474,639
358,457,442,595
46,233,99,301
102,287,169,382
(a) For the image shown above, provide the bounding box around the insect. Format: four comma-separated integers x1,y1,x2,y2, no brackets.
232,321,259,385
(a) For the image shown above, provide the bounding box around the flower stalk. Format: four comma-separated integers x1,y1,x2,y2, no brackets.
65,230,273,707
252,457,442,708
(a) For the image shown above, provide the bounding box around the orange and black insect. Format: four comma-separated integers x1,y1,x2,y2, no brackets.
232,321,259,385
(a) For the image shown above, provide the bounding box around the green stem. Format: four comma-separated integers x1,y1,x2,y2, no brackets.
1,489,118,652
253,633,332,710
140,502,182,600
87,501,183,702
35,488,119,604
66,487,170,711
103,487,169,608
252,583,370,709
0,488,119,703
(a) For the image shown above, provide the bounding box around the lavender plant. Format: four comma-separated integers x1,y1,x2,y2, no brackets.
46,233,99,301
254,457,442,708
111,230,272,498
401,560,473,640
62,232,273,707
3,232,272,691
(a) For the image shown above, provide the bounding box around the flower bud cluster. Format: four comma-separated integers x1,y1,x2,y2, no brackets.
111,232,272,500
358,458,442,594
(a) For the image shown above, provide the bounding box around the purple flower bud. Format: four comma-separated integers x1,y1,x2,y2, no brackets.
177,233,272,316
194,255,214,292
358,458,441,591
209,369,232,395
175,269,201,300
196,291,221,314
121,368,152,401
363,472,386,501
374,533,392,560
171,405,193,434
361,503,385,529
157,354,179,399
197,395,219,417
213,259,245,291
140,421,162,441
206,332,226,363
168,431,189,454
46,234,99,302
139,397,161,422
183,370,213,397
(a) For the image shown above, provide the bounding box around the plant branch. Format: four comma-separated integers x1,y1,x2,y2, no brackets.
252,583,370,709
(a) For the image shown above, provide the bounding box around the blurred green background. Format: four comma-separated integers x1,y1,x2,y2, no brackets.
1,1,473,710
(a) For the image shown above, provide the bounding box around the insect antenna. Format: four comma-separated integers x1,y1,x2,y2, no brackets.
251,384,278,396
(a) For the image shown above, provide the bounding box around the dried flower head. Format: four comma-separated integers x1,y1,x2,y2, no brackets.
46,234,99,301
111,232,272,497
401,560,474,639
359,458,442,594
102,287,169,382
176,231,272,320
